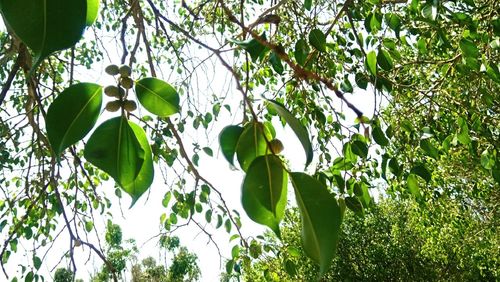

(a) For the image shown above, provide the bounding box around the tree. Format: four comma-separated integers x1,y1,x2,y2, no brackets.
0,0,498,280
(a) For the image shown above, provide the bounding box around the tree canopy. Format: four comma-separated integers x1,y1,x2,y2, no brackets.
0,0,498,281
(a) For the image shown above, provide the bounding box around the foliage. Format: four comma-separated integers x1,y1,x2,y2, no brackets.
0,0,498,280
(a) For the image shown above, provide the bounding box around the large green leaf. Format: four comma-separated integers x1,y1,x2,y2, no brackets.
267,99,313,167
46,83,102,156
219,125,244,166
242,155,287,237
0,0,87,72
86,0,100,25
459,38,479,58
308,29,326,52
235,122,272,171
372,124,389,147
123,122,154,207
407,174,421,198
420,138,440,159
377,49,394,71
135,77,180,117
366,50,377,75
294,38,310,66
84,116,145,187
290,172,342,276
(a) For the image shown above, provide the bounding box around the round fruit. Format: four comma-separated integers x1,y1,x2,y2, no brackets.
123,100,137,112
121,77,134,89
269,139,284,154
104,85,120,97
74,239,82,247
119,65,132,77
105,64,119,75
105,100,121,112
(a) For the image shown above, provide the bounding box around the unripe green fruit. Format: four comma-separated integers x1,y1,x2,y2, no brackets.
123,100,137,112
104,85,120,97
105,64,119,75
121,77,134,89
269,139,284,154
119,65,132,77
105,100,121,112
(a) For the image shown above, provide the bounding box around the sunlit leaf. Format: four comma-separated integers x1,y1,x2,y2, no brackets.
123,122,154,206
236,122,272,171
308,29,326,52
366,50,377,75
219,125,244,166
84,116,145,187
290,172,341,276
86,0,100,25
242,155,287,237
0,0,87,73
407,174,421,198
377,49,393,71
46,83,102,156
135,77,180,117
267,99,313,167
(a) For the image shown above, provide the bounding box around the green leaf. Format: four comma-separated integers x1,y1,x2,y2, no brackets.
0,0,87,74
420,139,440,159
86,0,100,25
407,174,421,198
84,116,145,187
421,3,437,21
85,221,93,232
366,51,377,75
385,13,401,34
269,51,284,75
135,77,180,117
219,125,244,166
122,122,154,206
304,0,312,10
459,38,479,58
242,155,287,237
457,117,471,145
236,122,272,171
294,39,310,66
24,271,34,282
33,256,41,270
162,192,172,208
284,259,297,277
290,172,341,276
377,49,393,71
345,196,364,217
351,140,368,159
308,29,326,52
46,83,102,156
229,33,268,61
372,125,389,146
410,164,432,183
267,99,313,167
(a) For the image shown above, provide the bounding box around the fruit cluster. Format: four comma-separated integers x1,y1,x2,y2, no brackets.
104,64,137,113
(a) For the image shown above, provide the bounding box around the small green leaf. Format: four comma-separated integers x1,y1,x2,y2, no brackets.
135,78,180,117
267,99,313,167
86,0,100,26
407,174,421,198
242,155,287,237
0,0,87,74
421,3,437,21
162,192,172,208
308,29,326,52
459,38,479,58
84,116,145,187
33,256,41,270
351,140,368,159
290,172,342,276
366,51,377,75
85,221,93,232
372,125,389,146
345,196,364,217
377,49,393,71
24,271,34,282
457,117,471,145
46,83,102,156
269,51,284,75
294,39,310,66
385,13,401,34
229,33,268,61
235,122,271,171
231,245,240,259
480,149,495,170
410,164,432,183
122,122,154,206
304,0,312,10
420,139,440,159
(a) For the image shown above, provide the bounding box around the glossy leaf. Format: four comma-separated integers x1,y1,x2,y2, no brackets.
84,116,145,187
46,83,102,156
308,29,326,52
366,50,377,75
351,140,368,159
123,122,154,206
236,122,272,171
294,39,310,66
0,0,87,72
290,172,342,276
86,0,100,25
457,117,471,145
242,155,287,237
267,99,313,167
135,77,180,117
219,125,244,166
